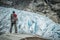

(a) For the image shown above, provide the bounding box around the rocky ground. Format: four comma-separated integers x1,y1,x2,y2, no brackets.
0,33,49,40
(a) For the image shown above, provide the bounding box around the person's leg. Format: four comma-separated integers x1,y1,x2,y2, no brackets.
10,23,13,33
14,22,17,33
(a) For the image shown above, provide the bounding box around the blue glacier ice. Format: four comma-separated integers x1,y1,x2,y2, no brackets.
0,7,60,40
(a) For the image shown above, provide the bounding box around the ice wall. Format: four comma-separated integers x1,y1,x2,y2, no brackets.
0,7,60,40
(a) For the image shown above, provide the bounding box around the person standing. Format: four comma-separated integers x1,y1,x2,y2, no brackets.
10,11,18,33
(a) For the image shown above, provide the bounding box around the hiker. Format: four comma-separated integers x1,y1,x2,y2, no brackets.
10,11,18,33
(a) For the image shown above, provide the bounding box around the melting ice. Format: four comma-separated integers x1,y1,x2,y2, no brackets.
0,7,60,40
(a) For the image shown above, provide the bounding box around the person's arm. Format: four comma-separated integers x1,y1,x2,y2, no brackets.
16,16,18,21
16,14,18,21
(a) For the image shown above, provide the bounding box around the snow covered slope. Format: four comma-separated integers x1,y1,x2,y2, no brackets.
0,7,60,40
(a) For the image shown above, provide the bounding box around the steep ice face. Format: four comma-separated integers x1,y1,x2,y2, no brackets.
0,7,60,40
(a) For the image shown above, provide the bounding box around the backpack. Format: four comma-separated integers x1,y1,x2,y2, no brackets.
11,13,17,23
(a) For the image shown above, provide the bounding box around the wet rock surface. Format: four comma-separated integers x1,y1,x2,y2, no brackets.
0,33,49,40
21,37,48,40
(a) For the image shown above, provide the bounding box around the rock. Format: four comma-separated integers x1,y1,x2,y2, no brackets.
21,37,47,40
53,0,60,3
0,0,13,6
0,33,49,40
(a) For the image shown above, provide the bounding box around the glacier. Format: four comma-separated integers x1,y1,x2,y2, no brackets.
0,7,60,40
